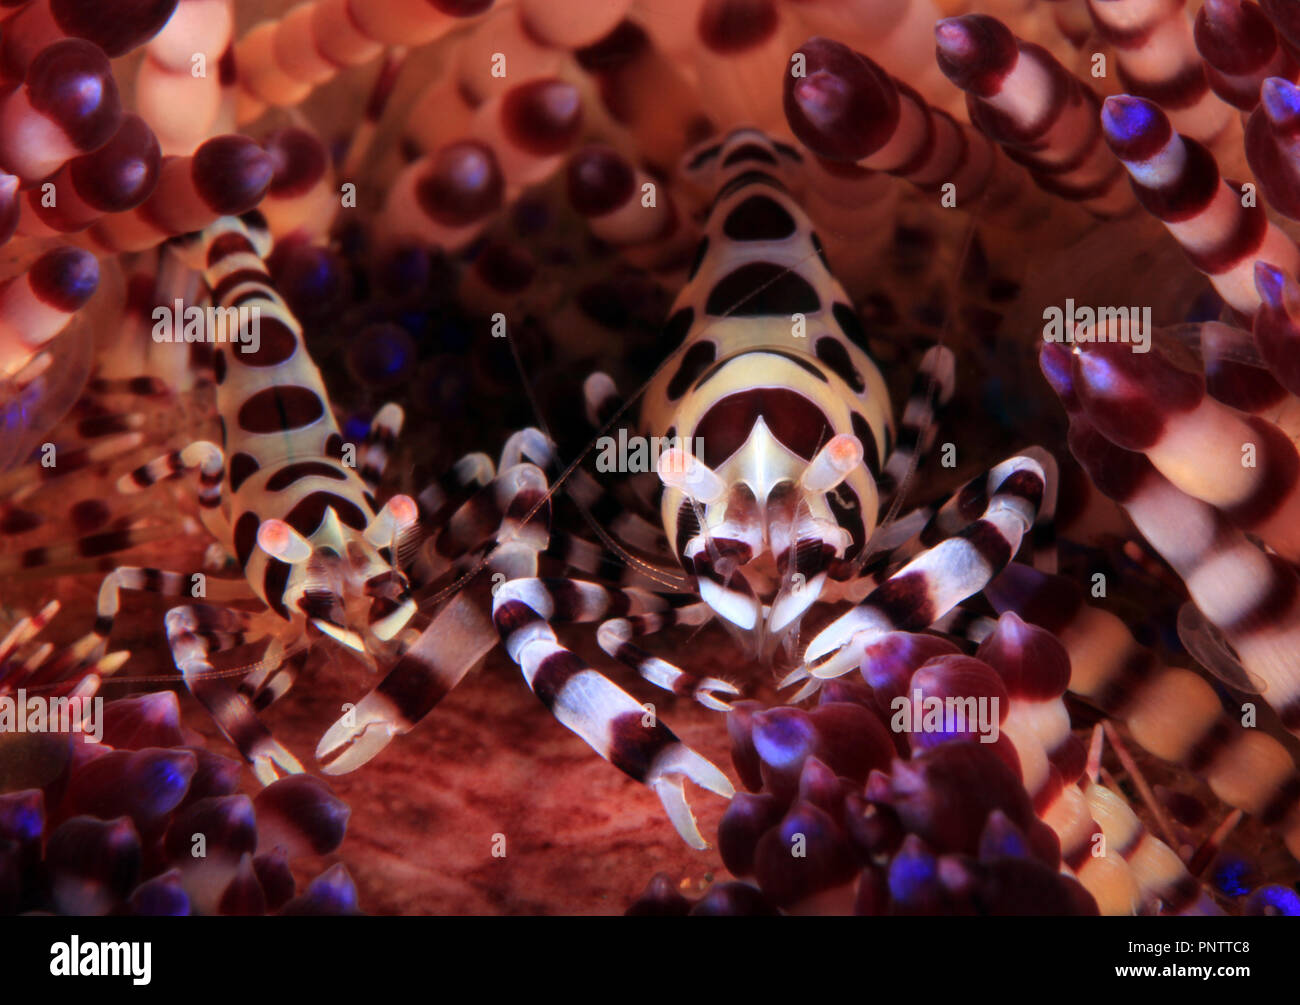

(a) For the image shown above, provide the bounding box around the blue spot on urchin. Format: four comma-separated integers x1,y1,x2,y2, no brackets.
1184,288,1226,324
888,846,938,902
6,802,42,843
1101,96,1159,147
1245,884,1300,915
398,311,428,340
1211,855,1252,898
1262,77,1300,124
343,414,371,442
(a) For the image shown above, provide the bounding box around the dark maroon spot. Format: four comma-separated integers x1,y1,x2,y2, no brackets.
264,127,328,199
228,453,260,493
68,113,159,212
501,79,583,157
473,242,536,293
50,0,178,57
696,388,833,466
191,135,275,215
850,412,880,473
25,39,121,153
76,528,133,558
284,491,367,537
706,261,820,316
773,141,803,162
574,19,649,71
218,44,236,86
815,336,864,392
265,461,348,491
212,350,226,385
722,143,778,167
722,194,796,241
712,169,785,207
698,0,778,54
827,482,865,556
566,146,635,215
69,498,109,533
667,341,717,400
663,306,694,344
688,143,723,170
28,246,98,311
693,348,828,390
811,231,830,269
235,316,298,367
237,386,325,434
19,545,48,568
429,0,495,14
263,559,291,619
688,236,709,280
76,413,129,437
234,511,260,569
832,301,867,348
416,140,503,227
0,508,40,534
324,434,345,459
128,375,164,396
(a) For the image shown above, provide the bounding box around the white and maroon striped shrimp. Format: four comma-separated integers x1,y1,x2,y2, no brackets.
490,128,1048,848
69,213,548,783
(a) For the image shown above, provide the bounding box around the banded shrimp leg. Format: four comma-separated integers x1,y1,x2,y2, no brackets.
313,428,566,774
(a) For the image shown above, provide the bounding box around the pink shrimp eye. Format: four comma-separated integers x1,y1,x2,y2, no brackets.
828,434,860,466
388,494,417,525
257,518,293,555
